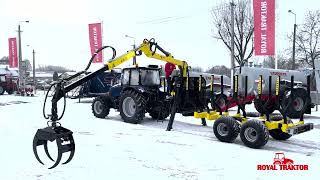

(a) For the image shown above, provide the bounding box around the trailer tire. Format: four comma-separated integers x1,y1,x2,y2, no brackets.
240,120,269,148
149,105,170,120
120,90,146,124
92,96,111,118
0,86,4,95
282,88,308,118
269,129,292,140
246,112,260,117
213,116,240,143
211,94,227,111
6,89,13,94
254,98,275,114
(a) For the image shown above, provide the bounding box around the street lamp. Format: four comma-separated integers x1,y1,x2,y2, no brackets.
27,45,36,92
17,20,30,89
288,10,297,70
125,34,136,65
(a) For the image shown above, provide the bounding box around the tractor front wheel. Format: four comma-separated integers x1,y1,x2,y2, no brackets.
120,90,146,124
240,120,269,148
0,86,4,95
92,96,111,118
213,116,240,143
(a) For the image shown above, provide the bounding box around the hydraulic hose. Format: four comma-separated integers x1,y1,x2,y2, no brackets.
42,45,117,122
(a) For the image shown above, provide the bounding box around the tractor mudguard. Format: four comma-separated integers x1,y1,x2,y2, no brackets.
109,84,122,98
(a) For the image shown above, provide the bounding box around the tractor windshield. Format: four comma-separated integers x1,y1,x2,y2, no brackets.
140,69,160,86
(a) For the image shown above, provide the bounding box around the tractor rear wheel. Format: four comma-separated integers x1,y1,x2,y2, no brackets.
213,116,240,143
120,90,146,124
282,88,308,118
240,120,269,148
0,86,4,95
92,96,111,118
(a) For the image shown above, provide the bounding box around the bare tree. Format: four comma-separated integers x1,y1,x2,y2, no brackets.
262,52,294,70
206,65,231,77
212,0,254,66
262,56,275,69
190,66,203,72
292,10,320,69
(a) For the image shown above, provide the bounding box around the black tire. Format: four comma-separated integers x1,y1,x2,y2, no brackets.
269,129,292,140
92,96,111,118
254,98,275,114
149,105,170,120
211,94,227,110
0,86,4,95
282,88,308,118
240,120,269,148
269,114,283,121
6,89,13,94
119,90,146,124
213,116,240,143
246,112,260,117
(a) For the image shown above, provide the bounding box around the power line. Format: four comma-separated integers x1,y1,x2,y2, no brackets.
136,10,210,25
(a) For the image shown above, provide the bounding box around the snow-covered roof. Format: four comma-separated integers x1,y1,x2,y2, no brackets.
0,68,19,77
29,72,53,78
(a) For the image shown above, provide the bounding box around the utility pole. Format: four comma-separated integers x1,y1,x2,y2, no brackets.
32,49,36,92
230,1,235,72
18,24,23,88
288,10,297,70
125,35,136,65
17,21,29,90
292,23,297,69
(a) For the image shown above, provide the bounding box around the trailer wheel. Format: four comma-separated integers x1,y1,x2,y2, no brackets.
240,120,269,148
120,90,146,124
6,89,13,94
0,86,4,95
92,96,111,118
269,129,291,140
246,112,260,117
254,98,275,114
282,88,308,118
149,105,170,120
213,116,240,143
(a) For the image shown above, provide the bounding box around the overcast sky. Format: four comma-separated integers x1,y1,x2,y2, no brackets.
0,0,319,72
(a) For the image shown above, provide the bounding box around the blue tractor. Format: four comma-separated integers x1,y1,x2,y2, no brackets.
91,65,171,123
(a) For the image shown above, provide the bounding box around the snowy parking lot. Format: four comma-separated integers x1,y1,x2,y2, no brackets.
0,93,319,180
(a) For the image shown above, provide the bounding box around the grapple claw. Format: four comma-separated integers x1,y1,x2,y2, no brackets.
44,141,54,161
33,136,45,165
32,126,75,169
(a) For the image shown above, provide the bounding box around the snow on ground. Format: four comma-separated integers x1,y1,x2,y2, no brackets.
0,93,319,180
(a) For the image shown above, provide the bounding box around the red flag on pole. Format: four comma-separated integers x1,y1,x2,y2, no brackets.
253,0,275,56
8,38,18,68
88,23,103,63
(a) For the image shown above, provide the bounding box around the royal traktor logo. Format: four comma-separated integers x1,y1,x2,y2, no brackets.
257,152,309,171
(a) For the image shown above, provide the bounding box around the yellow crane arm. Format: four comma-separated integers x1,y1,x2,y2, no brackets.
106,39,188,77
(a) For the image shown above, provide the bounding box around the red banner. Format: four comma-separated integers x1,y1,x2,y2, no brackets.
88,23,103,63
8,38,18,68
253,0,275,56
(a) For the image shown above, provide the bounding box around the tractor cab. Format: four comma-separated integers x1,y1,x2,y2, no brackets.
121,65,161,88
